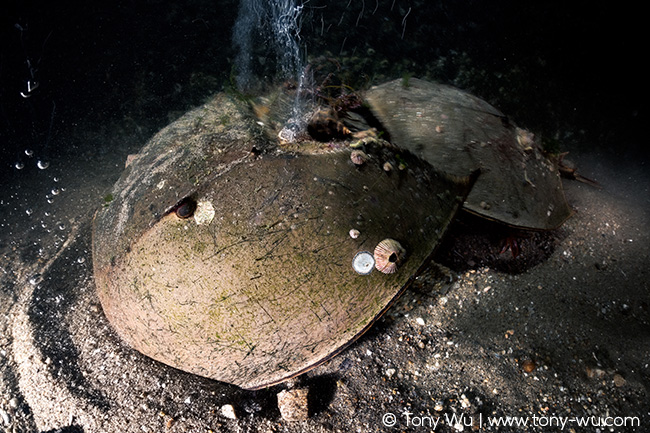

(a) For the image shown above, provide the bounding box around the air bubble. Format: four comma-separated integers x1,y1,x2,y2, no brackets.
51,188,60,195
37,160,49,169
77,257,86,264
15,162,25,170
25,149,34,157
25,209,33,216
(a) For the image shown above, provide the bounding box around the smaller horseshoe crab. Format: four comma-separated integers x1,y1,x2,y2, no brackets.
362,78,572,230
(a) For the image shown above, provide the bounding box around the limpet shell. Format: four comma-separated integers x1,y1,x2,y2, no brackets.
374,238,406,274
352,251,374,275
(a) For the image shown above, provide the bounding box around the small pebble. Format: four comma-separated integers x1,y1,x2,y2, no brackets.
277,388,309,421
385,368,396,378
221,404,237,419
522,359,536,373
613,373,626,387
0,409,10,427
349,229,360,239
586,366,606,379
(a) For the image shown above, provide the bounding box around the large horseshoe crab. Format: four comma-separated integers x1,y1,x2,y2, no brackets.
92,78,571,390
92,91,474,390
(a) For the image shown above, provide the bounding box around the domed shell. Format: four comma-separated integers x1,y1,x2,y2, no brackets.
92,91,474,390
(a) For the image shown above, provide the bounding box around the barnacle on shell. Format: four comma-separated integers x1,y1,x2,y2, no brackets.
373,238,406,274
350,150,369,166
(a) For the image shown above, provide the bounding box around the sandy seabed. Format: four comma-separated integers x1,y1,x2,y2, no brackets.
1,137,648,433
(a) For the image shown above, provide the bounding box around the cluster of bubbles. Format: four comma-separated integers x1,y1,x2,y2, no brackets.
8,145,71,271
22,175,64,220
232,0,304,91
232,0,309,141
14,148,49,171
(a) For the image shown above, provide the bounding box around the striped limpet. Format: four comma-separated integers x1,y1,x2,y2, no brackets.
373,238,406,274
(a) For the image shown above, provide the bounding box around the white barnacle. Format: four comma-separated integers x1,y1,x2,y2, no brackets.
194,201,215,225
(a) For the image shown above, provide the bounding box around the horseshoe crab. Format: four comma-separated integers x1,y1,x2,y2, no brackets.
362,78,572,230
93,78,572,390
92,92,474,390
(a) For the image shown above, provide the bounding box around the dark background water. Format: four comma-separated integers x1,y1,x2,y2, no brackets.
0,0,645,184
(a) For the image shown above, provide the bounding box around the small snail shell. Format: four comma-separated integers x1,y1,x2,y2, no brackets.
373,238,406,274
